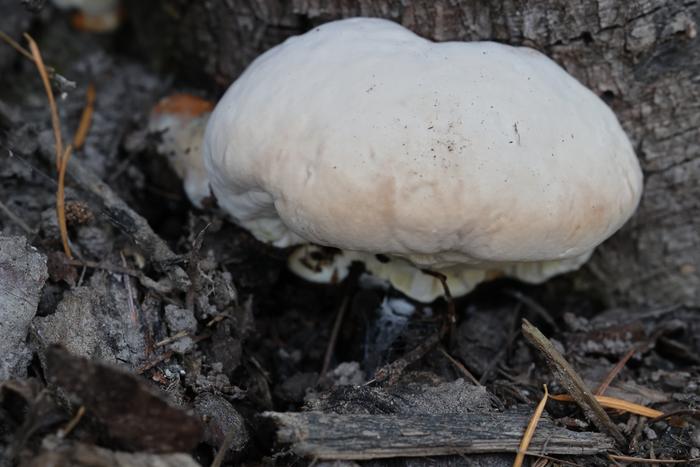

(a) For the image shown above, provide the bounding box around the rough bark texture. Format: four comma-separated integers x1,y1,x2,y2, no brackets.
129,0,700,308
265,411,615,459
0,236,47,380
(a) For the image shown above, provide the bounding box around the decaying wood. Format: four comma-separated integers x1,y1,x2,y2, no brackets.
129,0,700,309
264,411,615,460
521,319,626,447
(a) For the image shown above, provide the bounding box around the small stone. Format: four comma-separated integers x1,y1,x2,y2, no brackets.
164,305,198,334
169,336,194,354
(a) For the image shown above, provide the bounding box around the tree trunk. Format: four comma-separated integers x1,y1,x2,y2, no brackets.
129,0,700,308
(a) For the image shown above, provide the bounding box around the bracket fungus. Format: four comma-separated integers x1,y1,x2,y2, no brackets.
168,18,644,302
149,93,214,208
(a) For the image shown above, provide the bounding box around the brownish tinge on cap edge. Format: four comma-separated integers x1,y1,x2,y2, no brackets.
153,94,215,118
71,6,124,33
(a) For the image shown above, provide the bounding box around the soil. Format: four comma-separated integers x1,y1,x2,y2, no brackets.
0,2,698,466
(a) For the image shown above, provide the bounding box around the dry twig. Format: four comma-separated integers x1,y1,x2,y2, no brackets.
319,295,350,381
437,347,481,386
0,29,73,89
529,453,583,467
137,334,210,374
155,330,189,348
0,29,33,61
0,199,34,234
421,269,455,325
521,319,627,447
137,350,174,374
371,322,446,385
506,289,557,330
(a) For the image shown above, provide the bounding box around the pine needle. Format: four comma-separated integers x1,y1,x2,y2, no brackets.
24,34,63,171
513,384,549,467
0,29,64,82
0,29,34,61
73,83,96,149
57,144,74,258
57,405,85,438
550,394,663,418
24,34,91,259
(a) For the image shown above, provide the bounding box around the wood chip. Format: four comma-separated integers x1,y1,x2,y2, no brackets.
265,410,614,460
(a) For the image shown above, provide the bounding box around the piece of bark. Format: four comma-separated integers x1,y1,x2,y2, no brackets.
0,236,48,380
128,0,700,309
521,319,626,447
264,411,614,460
44,346,203,453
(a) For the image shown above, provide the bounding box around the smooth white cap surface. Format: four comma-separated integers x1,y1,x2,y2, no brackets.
204,18,643,298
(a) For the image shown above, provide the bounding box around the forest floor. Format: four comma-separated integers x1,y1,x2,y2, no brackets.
0,5,699,467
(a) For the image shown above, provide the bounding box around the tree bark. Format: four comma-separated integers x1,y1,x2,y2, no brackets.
129,0,700,308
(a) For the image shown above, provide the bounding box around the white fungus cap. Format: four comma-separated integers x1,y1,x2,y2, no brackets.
203,18,643,302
